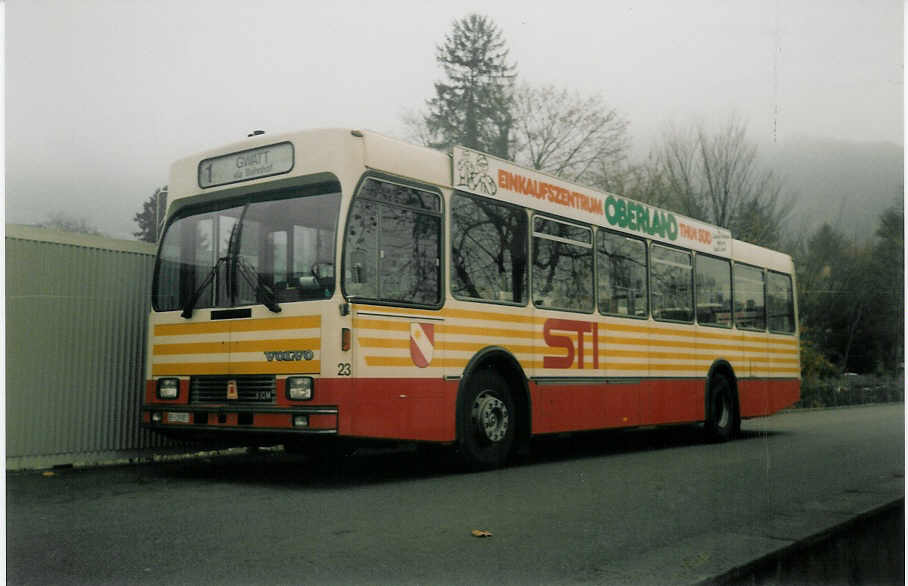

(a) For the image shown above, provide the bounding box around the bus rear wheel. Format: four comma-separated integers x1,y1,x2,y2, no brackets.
458,370,516,470
705,374,739,442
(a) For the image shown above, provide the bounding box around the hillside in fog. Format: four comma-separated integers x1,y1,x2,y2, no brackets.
767,138,903,241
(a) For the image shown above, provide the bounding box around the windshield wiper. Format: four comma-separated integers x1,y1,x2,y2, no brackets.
181,221,241,319
235,256,282,313
178,212,280,317
180,256,227,319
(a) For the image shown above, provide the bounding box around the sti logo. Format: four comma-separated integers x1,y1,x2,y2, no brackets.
543,319,600,370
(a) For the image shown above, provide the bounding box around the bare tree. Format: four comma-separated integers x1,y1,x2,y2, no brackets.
511,83,629,185
592,156,674,209
37,212,103,236
654,117,791,247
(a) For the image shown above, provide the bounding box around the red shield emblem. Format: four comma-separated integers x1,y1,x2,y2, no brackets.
409,323,435,368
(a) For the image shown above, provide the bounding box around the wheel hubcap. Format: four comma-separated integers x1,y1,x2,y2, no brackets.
472,391,510,443
717,396,729,428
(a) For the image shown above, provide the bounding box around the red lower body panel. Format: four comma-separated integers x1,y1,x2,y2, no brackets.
738,378,800,418
143,376,799,442
530,379,705,435
315,378,460,442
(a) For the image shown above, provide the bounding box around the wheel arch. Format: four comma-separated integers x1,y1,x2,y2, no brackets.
456,346,532,451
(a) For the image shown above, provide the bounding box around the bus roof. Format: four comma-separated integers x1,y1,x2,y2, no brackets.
168,127,790,265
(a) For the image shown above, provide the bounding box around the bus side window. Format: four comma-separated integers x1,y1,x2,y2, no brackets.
767,271,796,333
532,217,593,313
344,199,379,298
695,255,732,327
651,245,693,322
450,192,527,304
734,264,766,330
597,230,647,318
343,178,442,306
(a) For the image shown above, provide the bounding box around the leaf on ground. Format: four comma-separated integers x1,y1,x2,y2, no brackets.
471,529,493,538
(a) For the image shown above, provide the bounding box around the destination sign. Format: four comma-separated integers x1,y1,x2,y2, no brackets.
198,142,294,188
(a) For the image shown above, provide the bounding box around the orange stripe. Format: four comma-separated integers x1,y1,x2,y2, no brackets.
355,332,797,360
151,360,321,376
441,307,541,324
363,356,463,368
441,324,536,339
154,315,320,336
352,304,443,318
154,338,320,355
354,304,791,345
352,318,411,332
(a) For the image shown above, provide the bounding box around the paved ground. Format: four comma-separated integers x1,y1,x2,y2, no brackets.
6,404,904,585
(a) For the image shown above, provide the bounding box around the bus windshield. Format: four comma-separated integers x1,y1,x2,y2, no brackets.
153,190,341,312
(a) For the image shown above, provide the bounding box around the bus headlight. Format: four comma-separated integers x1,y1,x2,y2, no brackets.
287,377,313,401
156,378,180,400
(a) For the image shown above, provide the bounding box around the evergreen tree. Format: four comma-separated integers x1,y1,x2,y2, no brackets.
424,14,517,158
133,186,168,243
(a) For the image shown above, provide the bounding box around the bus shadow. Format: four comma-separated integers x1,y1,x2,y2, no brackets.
525,425,786,465
140,425,789,489
140,444,460,488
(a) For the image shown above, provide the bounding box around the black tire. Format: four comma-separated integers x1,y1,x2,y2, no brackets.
705,374,739,442
458,370,516,470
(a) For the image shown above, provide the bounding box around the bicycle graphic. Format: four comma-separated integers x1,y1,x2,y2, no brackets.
456,151,497,196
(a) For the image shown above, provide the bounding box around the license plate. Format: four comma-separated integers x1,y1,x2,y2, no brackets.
167,412,190,424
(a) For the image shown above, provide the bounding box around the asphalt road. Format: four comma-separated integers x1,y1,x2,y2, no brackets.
6,404,904,585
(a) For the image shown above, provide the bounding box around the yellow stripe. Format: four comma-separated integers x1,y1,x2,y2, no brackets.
154,315,320,336
352,312,797,350
360,353,800,376
441,324,536,339
352,318,411,332
363,356,463,368
357,337,405,349
354,320,537,340
352,302,799,348
441,307,541,324
447,341,535,354
154,338,320,355
151,360,321,376
357,337,538,355
352,304,442,318
355,333,797,360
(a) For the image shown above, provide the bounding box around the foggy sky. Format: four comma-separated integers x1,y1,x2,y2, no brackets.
5,0,903,239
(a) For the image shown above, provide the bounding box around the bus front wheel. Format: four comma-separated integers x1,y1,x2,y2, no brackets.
705,374,739,442
458,370,516,470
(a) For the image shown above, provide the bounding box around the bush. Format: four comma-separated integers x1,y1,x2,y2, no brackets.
795,374,904,408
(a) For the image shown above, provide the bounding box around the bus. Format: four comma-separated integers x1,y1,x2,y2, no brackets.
142,128,800,469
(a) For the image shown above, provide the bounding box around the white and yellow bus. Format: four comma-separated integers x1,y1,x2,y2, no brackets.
142,128,800,468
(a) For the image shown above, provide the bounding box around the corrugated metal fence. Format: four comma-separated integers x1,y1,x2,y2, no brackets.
6,225,178,469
